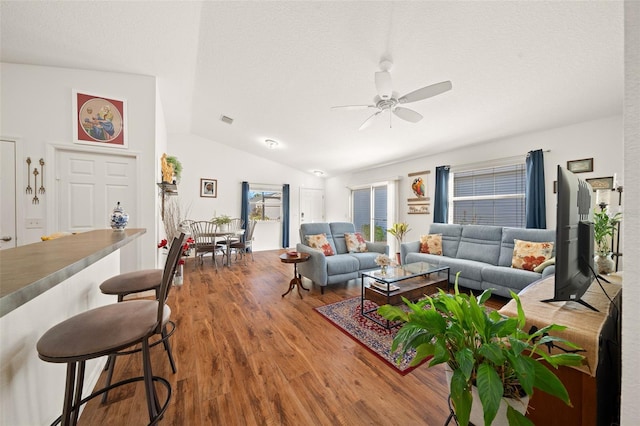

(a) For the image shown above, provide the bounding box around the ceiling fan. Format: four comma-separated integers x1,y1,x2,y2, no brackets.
332,59,452,130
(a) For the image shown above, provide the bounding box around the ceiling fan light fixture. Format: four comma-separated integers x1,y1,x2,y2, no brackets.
265,139,279,149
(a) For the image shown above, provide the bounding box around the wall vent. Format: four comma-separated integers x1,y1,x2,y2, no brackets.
220,115,234,124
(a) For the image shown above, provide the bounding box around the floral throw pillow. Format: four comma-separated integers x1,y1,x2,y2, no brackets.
420,234,443,255
344,232,368,253
306,233,335,256
511,239,554,271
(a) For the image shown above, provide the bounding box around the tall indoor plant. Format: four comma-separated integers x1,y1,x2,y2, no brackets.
378,274,585,426
387,222,411,264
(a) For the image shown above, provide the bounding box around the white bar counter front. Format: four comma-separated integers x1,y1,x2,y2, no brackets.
0,228,145,425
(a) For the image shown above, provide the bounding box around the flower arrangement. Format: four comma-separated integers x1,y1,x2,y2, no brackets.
375,254,393,267
158,237,194,258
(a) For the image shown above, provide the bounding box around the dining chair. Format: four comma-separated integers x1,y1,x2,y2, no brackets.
227,218,244,243
230,220,257,264
191,220,226,271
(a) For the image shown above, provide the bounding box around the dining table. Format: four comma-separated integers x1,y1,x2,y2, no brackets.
210,229,245,266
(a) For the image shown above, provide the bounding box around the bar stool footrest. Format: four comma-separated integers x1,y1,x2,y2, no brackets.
50,375,171,426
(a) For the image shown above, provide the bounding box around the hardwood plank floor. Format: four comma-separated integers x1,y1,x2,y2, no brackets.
78,250,508,425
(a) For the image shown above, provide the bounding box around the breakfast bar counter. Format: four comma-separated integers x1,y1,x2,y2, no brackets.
0,228,146,425
0,228,146,317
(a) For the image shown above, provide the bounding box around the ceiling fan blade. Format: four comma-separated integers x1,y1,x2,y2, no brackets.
393,107,423,123
359,110,382,131
375,71,393,100
331,104,375,110
398,80,452,104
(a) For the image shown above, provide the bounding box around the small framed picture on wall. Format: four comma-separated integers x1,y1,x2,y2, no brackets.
566,158,594,174
200,178,217,198
586,176,614,191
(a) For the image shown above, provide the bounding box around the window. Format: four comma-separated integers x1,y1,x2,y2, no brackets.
450,163,526,227
249,189,281,221
352,185,388,242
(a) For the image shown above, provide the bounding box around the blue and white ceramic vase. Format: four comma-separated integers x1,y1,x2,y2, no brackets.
110,201,129,231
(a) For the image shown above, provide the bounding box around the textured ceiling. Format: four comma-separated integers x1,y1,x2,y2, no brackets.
0,1,624,177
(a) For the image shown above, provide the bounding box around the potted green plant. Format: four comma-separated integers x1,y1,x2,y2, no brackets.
378,273,585,426
387,222,411,264
211,214,232,228
593,208,621,274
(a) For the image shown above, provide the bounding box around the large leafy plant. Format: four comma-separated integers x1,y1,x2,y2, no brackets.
378,274,585,426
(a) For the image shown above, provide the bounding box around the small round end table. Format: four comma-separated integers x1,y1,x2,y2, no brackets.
279,252,310,298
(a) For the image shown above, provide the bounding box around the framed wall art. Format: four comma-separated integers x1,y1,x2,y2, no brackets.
566,158,593,174
200,178,217,198
72,90,127,148
407,170,430,200
408,204,430,215
407,170,431,214
586,176,614,191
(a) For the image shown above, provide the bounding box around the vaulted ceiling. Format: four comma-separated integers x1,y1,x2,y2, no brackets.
0,1,624,177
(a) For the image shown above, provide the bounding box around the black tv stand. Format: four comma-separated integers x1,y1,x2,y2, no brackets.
540,297,599,312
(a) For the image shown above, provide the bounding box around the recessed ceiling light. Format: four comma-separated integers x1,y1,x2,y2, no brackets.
265,139,279,149
313,170,325,177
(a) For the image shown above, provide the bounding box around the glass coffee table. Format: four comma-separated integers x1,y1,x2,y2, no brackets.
360,262,450,329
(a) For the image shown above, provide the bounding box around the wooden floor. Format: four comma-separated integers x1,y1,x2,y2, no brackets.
79,250,508,425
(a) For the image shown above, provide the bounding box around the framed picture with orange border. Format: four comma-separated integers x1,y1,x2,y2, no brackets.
200,178,217,198
72,90,127,148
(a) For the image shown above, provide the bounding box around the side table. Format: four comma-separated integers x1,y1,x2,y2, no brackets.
279,252,310,298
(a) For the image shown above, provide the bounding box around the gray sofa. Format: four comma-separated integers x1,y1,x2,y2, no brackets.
401,223,556,298
296,222,389,293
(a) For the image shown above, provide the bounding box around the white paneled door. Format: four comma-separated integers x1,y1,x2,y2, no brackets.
56,148,138,272
0,140,17,249
299,188,324,224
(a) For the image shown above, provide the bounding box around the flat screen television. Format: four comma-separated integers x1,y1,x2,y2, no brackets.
542,166,598,311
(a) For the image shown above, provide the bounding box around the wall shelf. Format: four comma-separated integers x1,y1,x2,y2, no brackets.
157,182,178,220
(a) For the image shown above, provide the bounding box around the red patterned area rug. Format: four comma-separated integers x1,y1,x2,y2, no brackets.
314,297,429,375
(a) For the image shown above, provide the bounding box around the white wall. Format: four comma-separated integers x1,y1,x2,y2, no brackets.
327,115,623,238
621,0,639,423
0,62,158,269
167,133,324,250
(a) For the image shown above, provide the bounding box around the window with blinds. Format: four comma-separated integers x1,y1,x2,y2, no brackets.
352,185,388,242
451,163,526,227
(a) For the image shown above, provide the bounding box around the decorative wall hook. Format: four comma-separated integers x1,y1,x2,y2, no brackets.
26,157,32,194
32,168,39,204
39,159,46,194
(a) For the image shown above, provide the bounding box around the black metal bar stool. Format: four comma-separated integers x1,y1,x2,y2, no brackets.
98,238,185,402
36,233,185,426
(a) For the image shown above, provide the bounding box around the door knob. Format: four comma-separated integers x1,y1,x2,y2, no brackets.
1,236,12,241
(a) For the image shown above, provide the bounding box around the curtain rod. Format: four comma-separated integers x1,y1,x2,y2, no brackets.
450,149,550,172
247,182,284,189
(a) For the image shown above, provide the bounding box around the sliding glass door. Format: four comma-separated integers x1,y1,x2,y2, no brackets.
352,185,388,243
